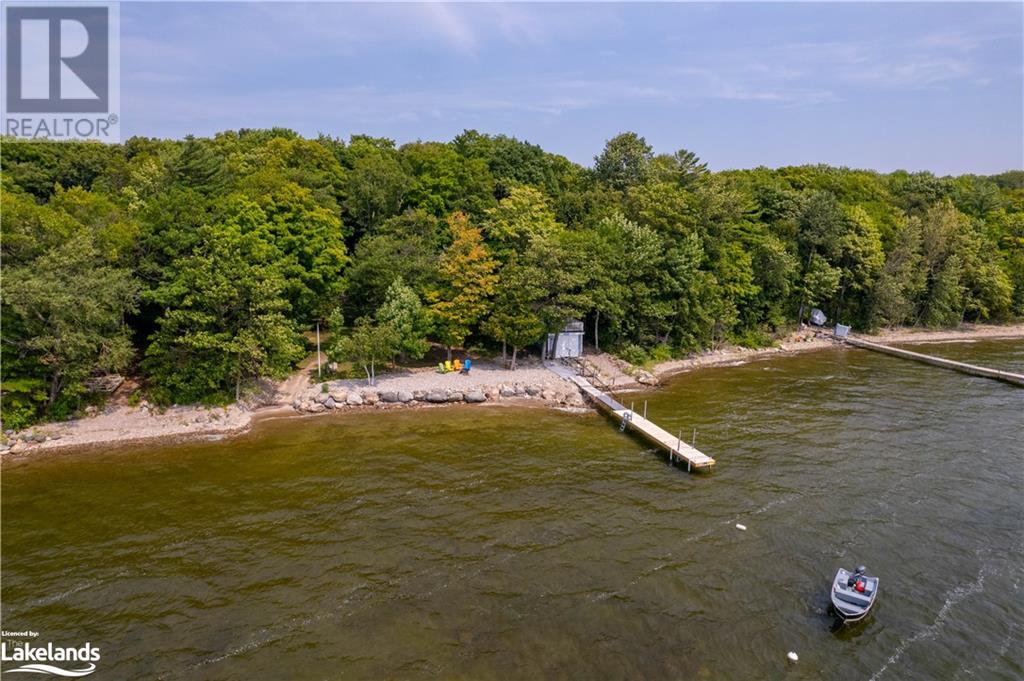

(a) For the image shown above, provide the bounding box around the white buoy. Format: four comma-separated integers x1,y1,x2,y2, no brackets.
787,651,799,663
735,523,747,531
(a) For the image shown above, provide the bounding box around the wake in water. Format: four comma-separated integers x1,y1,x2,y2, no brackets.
867,564,989,681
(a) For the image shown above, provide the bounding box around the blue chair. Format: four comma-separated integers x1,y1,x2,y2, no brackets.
461,358,471,374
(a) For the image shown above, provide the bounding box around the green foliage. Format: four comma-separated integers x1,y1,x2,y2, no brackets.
427,213,498,357
3,131,1021,426
615,343,649,367
593,132,653,192
376,278,431,360
1,232,139,424
484,185,562,256
483,257,546,369
326,316,398,385
143,224,303,404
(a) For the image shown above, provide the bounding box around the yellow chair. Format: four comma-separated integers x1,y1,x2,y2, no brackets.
444,360,453,373
453,359,462,372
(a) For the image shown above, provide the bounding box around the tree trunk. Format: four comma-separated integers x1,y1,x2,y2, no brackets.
502,340,507,367
370,359,376,386
364,363,372,384
48,371,62,405
446,345,453,361
511,346,518,371
594,311,600,353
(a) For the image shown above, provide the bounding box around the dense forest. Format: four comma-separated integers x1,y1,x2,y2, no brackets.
2,129,1022,429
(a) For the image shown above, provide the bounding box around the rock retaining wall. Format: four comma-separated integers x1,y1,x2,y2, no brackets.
293,381,586,414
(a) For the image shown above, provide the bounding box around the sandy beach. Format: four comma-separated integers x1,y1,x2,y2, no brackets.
4,323,1022,457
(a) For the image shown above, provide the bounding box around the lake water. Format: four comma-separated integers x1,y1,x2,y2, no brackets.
2,340,1022,680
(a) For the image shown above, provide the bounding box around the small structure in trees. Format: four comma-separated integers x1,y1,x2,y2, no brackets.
546,320,584,359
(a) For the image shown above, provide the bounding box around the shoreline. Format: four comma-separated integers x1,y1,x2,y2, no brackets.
3,323,1022,459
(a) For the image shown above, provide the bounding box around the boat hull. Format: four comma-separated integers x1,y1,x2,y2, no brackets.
831,568,878,623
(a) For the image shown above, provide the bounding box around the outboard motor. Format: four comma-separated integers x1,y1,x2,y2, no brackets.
852,566,868,592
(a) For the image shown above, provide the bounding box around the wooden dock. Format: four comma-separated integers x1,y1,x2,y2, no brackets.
548,362,716,470
843,336,1024,387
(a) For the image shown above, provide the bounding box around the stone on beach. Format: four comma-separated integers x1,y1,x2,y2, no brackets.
379,391,399,403
425,390,447,403
346,393,364,406
465,390,486,403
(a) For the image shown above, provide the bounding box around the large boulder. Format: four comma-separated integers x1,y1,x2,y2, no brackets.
563,392,585,408
363,392,380,405
397,390,415,403
465,390,486,403
499,386,516,398
379,391,399,403
413,390,427,401
346,392,364,406
636,370,659,386
525,385,542,396
323,397,336,410
425,390,447,403
514,384,526,395
329,390,348,403
447,391,464,403
307,402,326,413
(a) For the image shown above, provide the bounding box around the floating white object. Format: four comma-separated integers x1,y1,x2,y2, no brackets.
787,651,799,662
735,523,747,531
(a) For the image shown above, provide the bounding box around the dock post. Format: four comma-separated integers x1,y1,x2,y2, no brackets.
643,401,647,419
692,428,697,448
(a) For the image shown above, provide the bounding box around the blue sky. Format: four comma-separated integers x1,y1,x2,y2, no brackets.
121,2,1023,175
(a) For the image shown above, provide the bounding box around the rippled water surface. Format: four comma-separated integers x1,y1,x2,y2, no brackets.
2,341,1022,680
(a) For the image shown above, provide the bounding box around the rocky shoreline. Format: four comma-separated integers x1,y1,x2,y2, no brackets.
292,379,587,414
3,323,1022,458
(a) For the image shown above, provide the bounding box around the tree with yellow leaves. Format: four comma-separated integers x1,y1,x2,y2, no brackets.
428,212,498,360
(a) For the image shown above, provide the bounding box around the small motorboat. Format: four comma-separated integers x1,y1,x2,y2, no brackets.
831,565,879,622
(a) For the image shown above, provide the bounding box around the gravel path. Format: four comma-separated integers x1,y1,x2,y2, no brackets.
329,361,572,394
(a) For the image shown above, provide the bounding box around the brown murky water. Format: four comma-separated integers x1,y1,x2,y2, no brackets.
2,341,1022,680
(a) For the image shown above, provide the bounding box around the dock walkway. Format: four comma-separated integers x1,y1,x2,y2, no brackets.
547,361,715,470
843,336,1024,387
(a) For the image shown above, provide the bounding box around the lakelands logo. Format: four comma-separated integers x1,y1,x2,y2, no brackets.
1,641,100,677
2,1,120,140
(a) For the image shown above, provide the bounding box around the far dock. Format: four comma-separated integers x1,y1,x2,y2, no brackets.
843,336,1024,387
547,361,716,471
